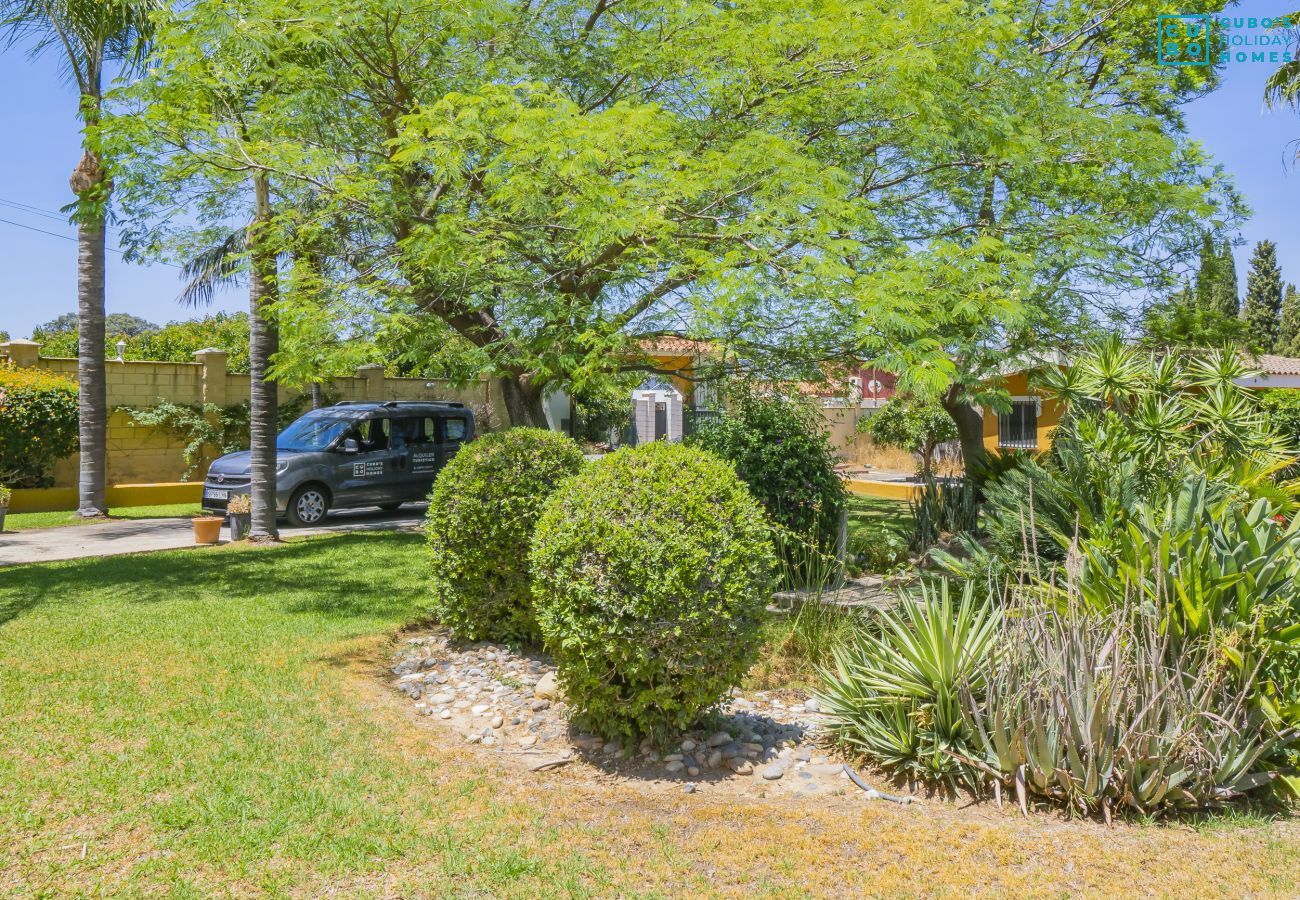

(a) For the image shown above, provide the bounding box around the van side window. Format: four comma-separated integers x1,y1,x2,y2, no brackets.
400,417,436,447
359,418,389,451
443,417,468,442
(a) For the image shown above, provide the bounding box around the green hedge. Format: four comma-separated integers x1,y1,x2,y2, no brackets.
0,366,78,488
425,427,585,643
530,441,775,744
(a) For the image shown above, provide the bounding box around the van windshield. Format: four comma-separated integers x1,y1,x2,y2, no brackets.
277,415,354,451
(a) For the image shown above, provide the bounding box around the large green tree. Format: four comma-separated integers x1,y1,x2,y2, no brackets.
110,0,1239,462
1211,239,1239,319
1242,240,1284,351
1279,283,1300,357
103,0,320,538
1,0,160,516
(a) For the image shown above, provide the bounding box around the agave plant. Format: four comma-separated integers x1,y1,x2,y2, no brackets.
962,593,1297,819
817,580,999,787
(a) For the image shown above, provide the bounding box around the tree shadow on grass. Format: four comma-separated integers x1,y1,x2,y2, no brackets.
0,531,426,629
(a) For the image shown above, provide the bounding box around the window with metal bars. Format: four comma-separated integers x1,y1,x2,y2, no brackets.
998,400,1038,450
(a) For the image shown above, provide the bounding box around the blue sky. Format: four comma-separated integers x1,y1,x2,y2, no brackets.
0,4,1297,341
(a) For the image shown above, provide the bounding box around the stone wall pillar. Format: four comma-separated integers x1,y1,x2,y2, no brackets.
357,364,384,400
194,348,229,407
0,339,41,368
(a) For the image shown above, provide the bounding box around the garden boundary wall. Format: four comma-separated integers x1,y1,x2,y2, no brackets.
1,340,508,508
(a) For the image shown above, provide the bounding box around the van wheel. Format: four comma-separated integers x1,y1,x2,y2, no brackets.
287,484,330,527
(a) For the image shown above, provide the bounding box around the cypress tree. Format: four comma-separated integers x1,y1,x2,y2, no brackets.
1277,282,1300,356
1212,239,1239,318
1243,240,1284,351
1194,232,1218,310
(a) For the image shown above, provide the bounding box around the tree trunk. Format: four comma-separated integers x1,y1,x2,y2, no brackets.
498,374,548,428
248,173,279,540
72,71,108,517
310,381,322,410
941,385,987,481
74,203,108,517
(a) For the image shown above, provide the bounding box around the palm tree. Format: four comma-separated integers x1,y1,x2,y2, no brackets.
1266,50,1300,162
1,0,159,517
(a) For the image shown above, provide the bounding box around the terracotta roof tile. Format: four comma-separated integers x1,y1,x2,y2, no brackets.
1253,354,1300,376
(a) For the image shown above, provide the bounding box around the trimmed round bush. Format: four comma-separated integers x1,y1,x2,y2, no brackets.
530,441,776,744
425,427,585,643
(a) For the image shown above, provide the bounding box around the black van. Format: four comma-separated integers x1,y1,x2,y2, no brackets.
201,401,475,526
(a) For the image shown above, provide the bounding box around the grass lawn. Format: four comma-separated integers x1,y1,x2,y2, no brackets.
4,503,203,531
845,495,912,537
3,533,1298,896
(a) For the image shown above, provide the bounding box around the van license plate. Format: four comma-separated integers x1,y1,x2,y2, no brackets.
204,489,228,501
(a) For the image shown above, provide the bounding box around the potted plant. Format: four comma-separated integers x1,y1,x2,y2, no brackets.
0,485,10,533
192,512,224,545
226,494,252,541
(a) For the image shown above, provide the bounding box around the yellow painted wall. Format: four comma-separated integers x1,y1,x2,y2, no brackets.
3,345,510,499
846,477,920,502
646,352,699,405
9,483,203,513
981,371,1065,454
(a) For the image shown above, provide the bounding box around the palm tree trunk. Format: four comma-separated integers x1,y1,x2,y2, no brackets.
248,172,279,540
71,71,108,518
74,206,108,516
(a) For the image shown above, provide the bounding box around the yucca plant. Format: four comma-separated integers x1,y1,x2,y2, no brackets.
817,580,999,787
909,475,979,552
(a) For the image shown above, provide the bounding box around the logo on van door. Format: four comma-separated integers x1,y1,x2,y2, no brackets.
353,460,384,477
411,451,438,473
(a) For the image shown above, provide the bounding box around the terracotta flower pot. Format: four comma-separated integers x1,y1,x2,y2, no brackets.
193,516,224,545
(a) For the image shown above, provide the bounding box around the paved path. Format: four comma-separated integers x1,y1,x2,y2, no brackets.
0,505,426,568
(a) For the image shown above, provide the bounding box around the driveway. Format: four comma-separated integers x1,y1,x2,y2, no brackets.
0,504,427,568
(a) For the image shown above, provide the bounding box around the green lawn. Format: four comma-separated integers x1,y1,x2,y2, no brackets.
845,495,912,533
2,533,1298,896
4,503,203,531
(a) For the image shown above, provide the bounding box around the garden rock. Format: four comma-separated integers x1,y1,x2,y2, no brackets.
389,631,858,806
533,671,560,700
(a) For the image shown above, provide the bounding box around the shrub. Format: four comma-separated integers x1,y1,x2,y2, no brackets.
426,427,585,643
817,581,999,788
530,441,776,744
966,595,1295,820
862,396,958,478
687,385,845,580
0,365,78,488
817,576,1299,816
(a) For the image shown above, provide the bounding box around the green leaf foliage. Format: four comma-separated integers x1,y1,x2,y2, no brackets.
863,397,958,478
102,0,1242,429
425,428,585,644
530,441,775,745
817,581,998,788
34,312,252,373
1243,240,1285,352
0,365,78,488
686,386,845,569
